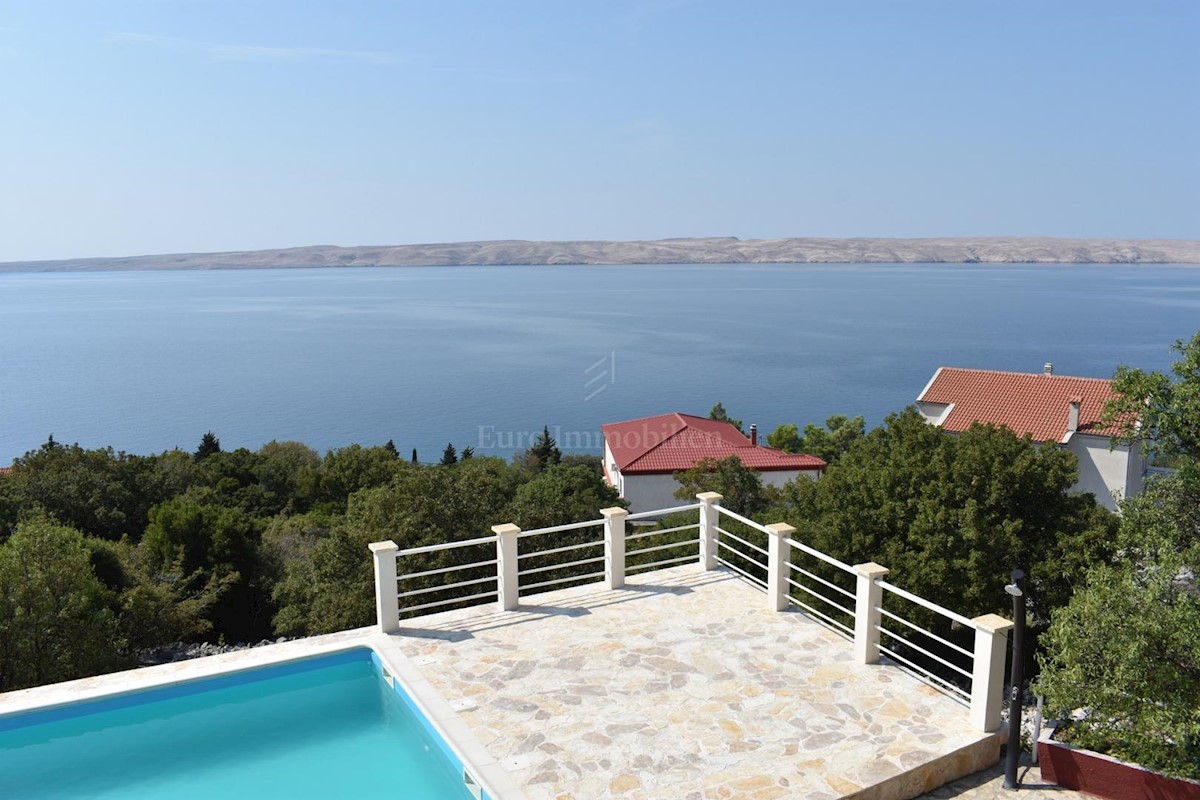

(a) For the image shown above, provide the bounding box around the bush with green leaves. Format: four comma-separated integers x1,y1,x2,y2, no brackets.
1037,331,1200,779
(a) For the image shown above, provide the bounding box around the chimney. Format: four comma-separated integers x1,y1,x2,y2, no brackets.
1043,362,1054,375
749,424,758,446
1067,398,1081,433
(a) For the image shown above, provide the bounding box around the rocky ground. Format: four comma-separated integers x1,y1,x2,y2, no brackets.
137,637,296,666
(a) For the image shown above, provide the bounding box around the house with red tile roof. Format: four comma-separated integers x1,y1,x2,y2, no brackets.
601,413,826,512
916,364,1144,511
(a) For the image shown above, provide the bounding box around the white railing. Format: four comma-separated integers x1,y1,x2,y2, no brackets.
369,490,1014,732
515,519,607,596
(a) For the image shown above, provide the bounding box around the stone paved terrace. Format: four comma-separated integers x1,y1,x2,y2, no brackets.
917,758,1092,800
392,563,1003,800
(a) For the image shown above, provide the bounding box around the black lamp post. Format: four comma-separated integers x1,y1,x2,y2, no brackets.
1003,569,1027,790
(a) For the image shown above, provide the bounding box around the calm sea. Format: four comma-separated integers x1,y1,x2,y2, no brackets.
1,263,1197,464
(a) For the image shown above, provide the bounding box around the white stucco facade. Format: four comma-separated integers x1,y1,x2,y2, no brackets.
1063,433,1145,512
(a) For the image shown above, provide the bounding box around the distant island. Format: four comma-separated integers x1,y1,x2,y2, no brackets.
3,236,1200,272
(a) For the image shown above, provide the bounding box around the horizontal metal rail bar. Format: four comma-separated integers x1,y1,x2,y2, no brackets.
786,594,855,637
520,571,606,592
625,523,699,541
715,525,769,558
625,555,696,573
716,539,768,570
785,561,857,600
398,558,499,582
399,590,498,615
626,503,701,520
782,537,856,574
714,505,772,534
627,540,698,557
877,607,974,659
398,534,495,557
716,555,767,589
875,579,976,629
517,519,604,538
880,645,971,700
519,555,606,576
518,540,603,560
397,574,497,598
786,576,855,618
877,626,973,680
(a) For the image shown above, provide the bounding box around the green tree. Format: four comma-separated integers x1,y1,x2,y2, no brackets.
313,444,404,511
708,402,743,433
460,446,474,460
10,440,142,540
0,518,120,690
1037,473,1200,778
195,431,222,461
0,468,20,540
251,440,321,515
383,439,399,458
1038,333,1200,778
504,463,623,530
440,443,458,466
411,448,419,465
96,536,224,655
272,525,375,636
673,456,768,516
527,426,562,472
273,457,529,635
766,423,802,453
800,415,866,462
776,409,1115,627
1104,330,1200,465
140,491,266,641
767,415,865,462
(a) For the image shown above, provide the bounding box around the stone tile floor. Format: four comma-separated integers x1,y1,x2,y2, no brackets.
392,564,1000,799
917,757,1092,799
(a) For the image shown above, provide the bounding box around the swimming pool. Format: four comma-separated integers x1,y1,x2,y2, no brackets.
0,648,483,799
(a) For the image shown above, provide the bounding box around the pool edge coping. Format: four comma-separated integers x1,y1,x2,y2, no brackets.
0,627,527,800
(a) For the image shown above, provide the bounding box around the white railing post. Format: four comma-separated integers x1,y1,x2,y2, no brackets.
852,562,889,663
765,523,795,611
697,492,722,570
970,613,1015,732
601,507,628,590
368,540,400,634
492,523,521,611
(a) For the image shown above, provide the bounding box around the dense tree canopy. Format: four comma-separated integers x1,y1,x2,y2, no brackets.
0,435,619,688
771,409,1115,626
0,518,120,689
767,415,865,462
1038,331,1200,778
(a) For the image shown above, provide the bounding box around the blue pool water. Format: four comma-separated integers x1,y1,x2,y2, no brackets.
0,649,475,799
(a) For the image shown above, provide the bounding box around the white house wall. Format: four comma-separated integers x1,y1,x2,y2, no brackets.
621,473,690,512
1064,434,1141,512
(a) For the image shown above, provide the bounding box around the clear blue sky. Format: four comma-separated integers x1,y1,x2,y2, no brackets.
2,1,1197,261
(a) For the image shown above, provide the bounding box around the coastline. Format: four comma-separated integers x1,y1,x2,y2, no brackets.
3,236,1200,273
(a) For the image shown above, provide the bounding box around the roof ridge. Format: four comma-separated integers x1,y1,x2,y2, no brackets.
937,366,1112,383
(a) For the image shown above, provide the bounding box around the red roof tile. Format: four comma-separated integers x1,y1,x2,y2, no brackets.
918,367,1124,442
601,413,826,475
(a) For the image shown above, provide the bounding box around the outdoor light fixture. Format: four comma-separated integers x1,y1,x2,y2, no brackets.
1004,569,1027,790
